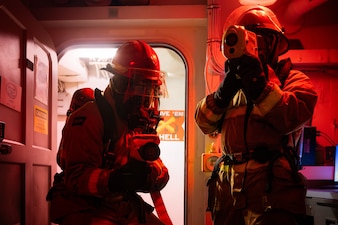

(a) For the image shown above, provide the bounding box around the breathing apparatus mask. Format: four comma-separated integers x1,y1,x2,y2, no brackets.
111,69,165,162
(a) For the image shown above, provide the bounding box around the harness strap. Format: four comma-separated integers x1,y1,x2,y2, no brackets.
243,101,254,153
95,88,119,170
94,88,116,144
283,146,302,182
206,154,226,213
265,151,283,193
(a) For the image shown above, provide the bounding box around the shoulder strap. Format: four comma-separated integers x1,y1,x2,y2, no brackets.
206,154,225,214
276,57,293,88
95,88,119,169
207,154,225,186
94,88,116,144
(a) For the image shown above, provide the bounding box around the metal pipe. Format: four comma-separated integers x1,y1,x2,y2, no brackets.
281,0,328,33
205,0,225,94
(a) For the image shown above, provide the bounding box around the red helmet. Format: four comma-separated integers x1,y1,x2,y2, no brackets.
111,40,160,77
222,6,289,64
102,40,167,99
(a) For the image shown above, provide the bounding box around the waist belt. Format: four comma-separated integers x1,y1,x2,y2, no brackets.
222,149,282,165
223,152,254,165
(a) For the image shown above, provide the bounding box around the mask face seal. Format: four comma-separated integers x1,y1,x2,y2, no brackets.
127,98,161,133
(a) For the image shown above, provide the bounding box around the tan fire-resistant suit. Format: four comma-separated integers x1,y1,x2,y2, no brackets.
195,61,318,225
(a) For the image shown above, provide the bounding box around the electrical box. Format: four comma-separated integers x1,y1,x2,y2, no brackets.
201,152,222,172
301,126,317,166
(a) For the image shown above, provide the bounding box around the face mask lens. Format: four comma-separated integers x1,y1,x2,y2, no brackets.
131,81,157,97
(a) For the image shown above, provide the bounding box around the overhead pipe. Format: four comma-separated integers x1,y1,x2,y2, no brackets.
276,0,328,34
204,0,225,94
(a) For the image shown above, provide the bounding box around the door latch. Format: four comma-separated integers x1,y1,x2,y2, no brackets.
0,121,12,155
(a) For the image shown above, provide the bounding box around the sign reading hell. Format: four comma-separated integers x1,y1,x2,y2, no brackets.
157,110,184,141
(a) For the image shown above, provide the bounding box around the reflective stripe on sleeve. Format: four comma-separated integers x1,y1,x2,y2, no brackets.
253,83,283,117
199,97,224,122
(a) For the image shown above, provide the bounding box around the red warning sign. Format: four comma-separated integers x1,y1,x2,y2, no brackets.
157,110,185,141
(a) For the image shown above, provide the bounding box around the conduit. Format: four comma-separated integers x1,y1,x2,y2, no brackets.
277,0,328,33
204,0,225,94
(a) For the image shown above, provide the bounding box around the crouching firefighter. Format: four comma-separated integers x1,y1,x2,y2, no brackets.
195,5,318,225
47,40,172,225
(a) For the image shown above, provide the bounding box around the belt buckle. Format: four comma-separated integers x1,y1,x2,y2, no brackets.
223,154,234,164
233,152,244,163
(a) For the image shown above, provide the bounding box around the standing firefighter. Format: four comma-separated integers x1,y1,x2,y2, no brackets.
195,5,317,225
48,40,170,225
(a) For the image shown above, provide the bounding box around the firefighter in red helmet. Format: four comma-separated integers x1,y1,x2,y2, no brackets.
48,40,169,225
195,6,317,225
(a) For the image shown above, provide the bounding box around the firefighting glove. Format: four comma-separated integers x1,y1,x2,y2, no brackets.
108,160,150,192
214,59,242,108
137,158,169,193
238,55,267,101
